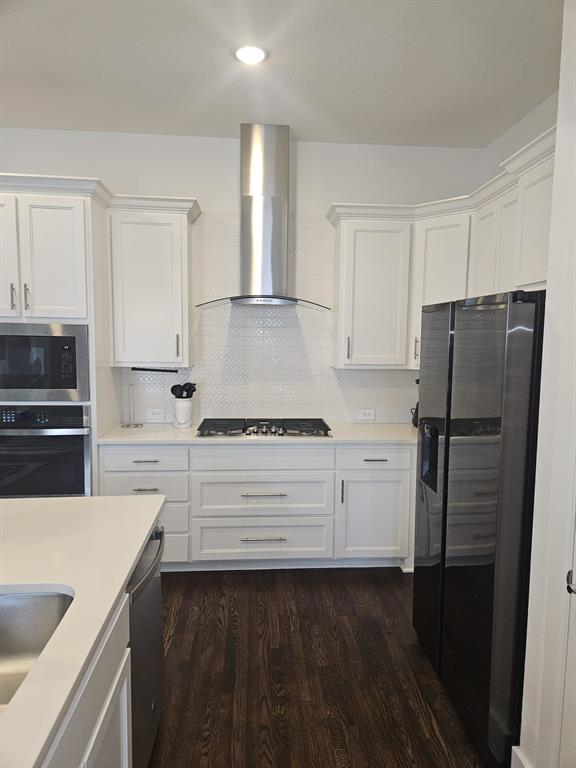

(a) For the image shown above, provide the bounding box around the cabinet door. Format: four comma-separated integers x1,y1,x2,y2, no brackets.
0,194,20,317
338,219,410,366
515,157,554,286
80,648,132,768
336,470,410,558
111,211,186,365
18,195,87,318
407,213,470,368
496,189,520,293
468,201,499,297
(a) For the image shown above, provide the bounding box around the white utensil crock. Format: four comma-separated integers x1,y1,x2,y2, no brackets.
174,398,193,429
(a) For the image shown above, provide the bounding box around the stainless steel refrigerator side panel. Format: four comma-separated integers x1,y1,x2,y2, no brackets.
487,295,544,761
412,302,454,671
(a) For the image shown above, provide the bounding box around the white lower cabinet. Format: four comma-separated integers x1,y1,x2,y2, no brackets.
191,516,334,561
42,596,130,768
99,443,415,567
80,649,132,768
335,470,411,558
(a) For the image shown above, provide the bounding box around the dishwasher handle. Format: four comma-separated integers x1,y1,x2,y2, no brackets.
128,526,164,602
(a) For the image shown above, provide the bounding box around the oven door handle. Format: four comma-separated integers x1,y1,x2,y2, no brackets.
0,428,91,436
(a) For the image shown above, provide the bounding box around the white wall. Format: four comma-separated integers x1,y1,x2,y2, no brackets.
512,4,576,767
0,96,557,425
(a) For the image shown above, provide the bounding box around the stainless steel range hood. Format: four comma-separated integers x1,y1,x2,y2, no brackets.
197,123,329,311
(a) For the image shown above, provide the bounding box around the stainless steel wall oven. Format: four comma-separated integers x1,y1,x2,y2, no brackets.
0,405,91,497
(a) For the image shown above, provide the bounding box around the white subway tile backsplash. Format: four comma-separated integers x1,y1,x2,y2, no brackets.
122,211,418,425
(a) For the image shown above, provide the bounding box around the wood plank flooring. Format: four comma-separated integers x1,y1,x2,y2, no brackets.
150,568,482,768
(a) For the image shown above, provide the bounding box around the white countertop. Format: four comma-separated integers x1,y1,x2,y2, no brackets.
0,495,165,768
98,422,418,445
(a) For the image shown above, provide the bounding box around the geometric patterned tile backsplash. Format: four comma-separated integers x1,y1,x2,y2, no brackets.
122,212,418,425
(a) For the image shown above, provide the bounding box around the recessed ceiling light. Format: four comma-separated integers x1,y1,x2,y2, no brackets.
235,46,267,65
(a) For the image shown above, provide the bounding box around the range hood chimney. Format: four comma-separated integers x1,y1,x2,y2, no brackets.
197,123,329,311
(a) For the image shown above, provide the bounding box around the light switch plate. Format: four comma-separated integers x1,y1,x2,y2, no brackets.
144,408,165,422
355,408,376,423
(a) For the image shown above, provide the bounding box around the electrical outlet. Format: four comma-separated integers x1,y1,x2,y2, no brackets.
355,408,376,423
144,408,165,422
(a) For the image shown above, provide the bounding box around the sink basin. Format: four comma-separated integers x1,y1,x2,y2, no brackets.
0,592,73,713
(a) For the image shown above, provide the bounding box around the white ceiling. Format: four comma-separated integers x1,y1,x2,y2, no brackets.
0,0,563,147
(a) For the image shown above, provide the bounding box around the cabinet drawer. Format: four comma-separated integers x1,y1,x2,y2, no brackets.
101,473,189,502
191,472,334,517
190,446,335,471
191,517,334,561
163,533,189,562
159,503,189,532
336,446,411,470
101,447,189,472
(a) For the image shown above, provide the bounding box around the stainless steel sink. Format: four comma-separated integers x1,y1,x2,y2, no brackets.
0,592,73,713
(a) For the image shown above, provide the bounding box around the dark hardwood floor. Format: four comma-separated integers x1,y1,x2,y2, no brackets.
150,568,482,768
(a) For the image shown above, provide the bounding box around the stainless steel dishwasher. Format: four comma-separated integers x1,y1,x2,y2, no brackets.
127,526,164,768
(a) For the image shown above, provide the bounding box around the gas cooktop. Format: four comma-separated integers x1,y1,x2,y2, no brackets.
197,418,332,437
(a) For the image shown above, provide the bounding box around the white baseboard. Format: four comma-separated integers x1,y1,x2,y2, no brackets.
511,747,535,768
161,557,409,573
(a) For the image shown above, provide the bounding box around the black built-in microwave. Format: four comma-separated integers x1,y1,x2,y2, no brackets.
0,323,89,402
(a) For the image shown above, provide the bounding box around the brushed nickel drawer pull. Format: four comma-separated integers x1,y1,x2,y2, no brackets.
9,282,16,310
133,459,160,464
363,458,389,462
133,487,160,492
240,536,287,543
346,336,351,359
414,336,420,359
240,492,288,498
24,283,31,310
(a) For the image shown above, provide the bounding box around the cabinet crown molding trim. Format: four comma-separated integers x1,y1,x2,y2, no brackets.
109,195,201,224
327,125,556,225
500,126,557,177
0,174,113,207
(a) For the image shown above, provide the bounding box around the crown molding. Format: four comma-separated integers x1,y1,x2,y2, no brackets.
0,174,113,206
328,127,556,226
109,195,201,224
327,203,416,224
500,126,556,177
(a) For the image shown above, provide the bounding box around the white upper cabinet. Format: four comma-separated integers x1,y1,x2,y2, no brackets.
515,156,554,286
109,199,200,367
0,195,19,317
0,193,88,320
331,216,411,368
17,195,88,318
407,213,470,367
468,188,520,297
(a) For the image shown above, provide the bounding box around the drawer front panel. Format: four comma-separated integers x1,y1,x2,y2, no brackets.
159,503,189,532
191,472,334,517
190,446,335,471
336,446,411,470
100,447,189,472
101,473,189,502
163,533,190,562
191,517,334,561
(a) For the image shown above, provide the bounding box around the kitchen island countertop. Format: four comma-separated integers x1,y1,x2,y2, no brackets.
0,494,165,768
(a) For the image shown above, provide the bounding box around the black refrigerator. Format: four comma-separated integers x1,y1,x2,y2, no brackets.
412,290,545,767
